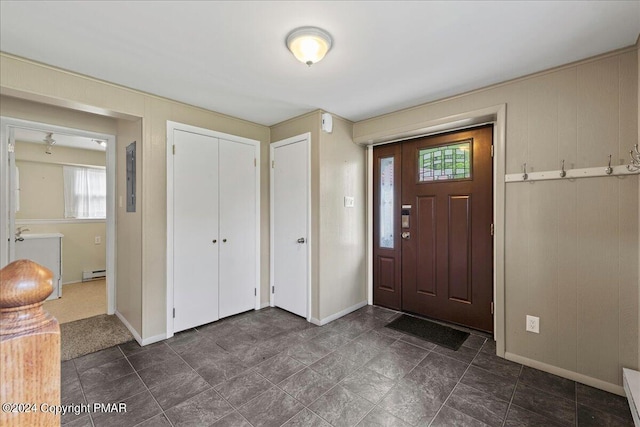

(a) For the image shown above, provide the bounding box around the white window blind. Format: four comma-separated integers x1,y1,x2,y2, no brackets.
63,166,106,219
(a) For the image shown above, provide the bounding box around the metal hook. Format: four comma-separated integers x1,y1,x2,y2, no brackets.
522,163,528,181
559,160,566,178
605,154,613,175
628,144,640,172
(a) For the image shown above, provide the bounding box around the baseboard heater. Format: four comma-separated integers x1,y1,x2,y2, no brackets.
82,269,106,281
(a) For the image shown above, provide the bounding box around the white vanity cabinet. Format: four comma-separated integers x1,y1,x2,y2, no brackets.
14,233,63,300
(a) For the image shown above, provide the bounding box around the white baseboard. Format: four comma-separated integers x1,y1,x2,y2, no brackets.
62,280,83,286
310,301,368,326
623,368,640,427
141,333,168,346
505,352,625,397
115,310,142,346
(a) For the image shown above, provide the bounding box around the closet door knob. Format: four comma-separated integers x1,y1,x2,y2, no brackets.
212,239,217,244
223,239,227,243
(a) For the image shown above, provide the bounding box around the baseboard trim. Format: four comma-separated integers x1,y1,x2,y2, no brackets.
623,368,639,426
115,310,142,346
310,301,368,326
141,333,168,346
504,352,625,397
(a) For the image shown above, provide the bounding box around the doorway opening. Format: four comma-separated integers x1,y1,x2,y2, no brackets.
373,125,494,333
0,117,116,321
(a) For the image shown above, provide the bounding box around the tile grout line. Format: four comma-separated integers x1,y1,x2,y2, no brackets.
500,364,524,427
122,345,177,427
68,358,96,427
163,330,257,426
427,342,485,427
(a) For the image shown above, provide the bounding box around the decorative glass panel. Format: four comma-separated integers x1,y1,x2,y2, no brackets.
418,141,471,182
379,157,394,248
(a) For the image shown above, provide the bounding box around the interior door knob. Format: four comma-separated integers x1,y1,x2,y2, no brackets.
223,239,227,243
297,237,306,243
212,239,217,244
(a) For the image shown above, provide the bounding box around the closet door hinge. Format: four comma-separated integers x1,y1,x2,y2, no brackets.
173,308,175,318
254,158,257,167
8,143,15,153
272,286,275,294
271,160,275,169
254,288,256,296
172,145,175,155
490,223,494,236
490,145,494,157
491,302,494,315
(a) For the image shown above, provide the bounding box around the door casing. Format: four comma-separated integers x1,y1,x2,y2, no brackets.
269,133,312,321
0,116,117,315
365,104,506,357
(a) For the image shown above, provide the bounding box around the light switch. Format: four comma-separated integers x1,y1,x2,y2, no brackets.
95,236,101,245
344,196,355,208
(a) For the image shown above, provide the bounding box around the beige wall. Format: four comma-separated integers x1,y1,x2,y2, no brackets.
0,53,271,340
318,116,366,319
354,47,639,391
271,112,367,321
14,140,107,284
116,118,143,336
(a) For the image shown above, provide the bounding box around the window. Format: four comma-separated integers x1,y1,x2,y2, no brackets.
418,140,471,182
63,166,106,219
379,156,394,248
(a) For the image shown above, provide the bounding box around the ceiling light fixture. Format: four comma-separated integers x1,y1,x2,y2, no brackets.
286,26,332,67
93,139,107,147
43,132,56,155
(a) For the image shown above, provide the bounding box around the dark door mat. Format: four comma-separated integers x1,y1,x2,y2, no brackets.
386,314,469,350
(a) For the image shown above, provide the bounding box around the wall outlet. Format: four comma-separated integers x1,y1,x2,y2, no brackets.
526,315,539,333
344,196,355,208
95,236,101,245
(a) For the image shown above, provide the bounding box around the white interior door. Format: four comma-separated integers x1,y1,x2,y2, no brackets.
173,129,219,332
271,135,309,318
218,138,256,318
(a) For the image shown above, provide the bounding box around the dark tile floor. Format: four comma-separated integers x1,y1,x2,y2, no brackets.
60,306,634,427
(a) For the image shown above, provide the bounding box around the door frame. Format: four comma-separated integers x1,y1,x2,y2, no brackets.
0,116,117,314
365,104,506,357
166,121,261,339
269,133,312,322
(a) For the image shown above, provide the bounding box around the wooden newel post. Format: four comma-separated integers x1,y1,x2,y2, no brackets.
0,259,61,427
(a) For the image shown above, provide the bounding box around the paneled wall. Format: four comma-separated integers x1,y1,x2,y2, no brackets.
354,46,639,391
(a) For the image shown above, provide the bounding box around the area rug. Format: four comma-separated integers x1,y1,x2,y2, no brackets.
386,314,469,350
60,314,133,361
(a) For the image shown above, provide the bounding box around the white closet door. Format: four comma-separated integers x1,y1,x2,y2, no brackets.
173,130,219,332
218,138,256,318
272,138,309,318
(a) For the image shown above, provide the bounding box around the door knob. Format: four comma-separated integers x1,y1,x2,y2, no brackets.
401,232,410,240
212,239,217,244
297,237,306,244
223,239,227,243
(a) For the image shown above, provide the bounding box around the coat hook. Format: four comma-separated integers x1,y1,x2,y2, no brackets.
522,163,528,181
559,159,566,178
605,154,613,175
628,144,640,172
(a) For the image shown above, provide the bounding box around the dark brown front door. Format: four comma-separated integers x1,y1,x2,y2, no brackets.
373,125,494,333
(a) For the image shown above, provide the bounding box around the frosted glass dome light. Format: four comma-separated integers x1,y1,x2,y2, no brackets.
286,27,333,67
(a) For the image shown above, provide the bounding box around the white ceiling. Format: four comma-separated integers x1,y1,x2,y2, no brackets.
1,1,639,126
